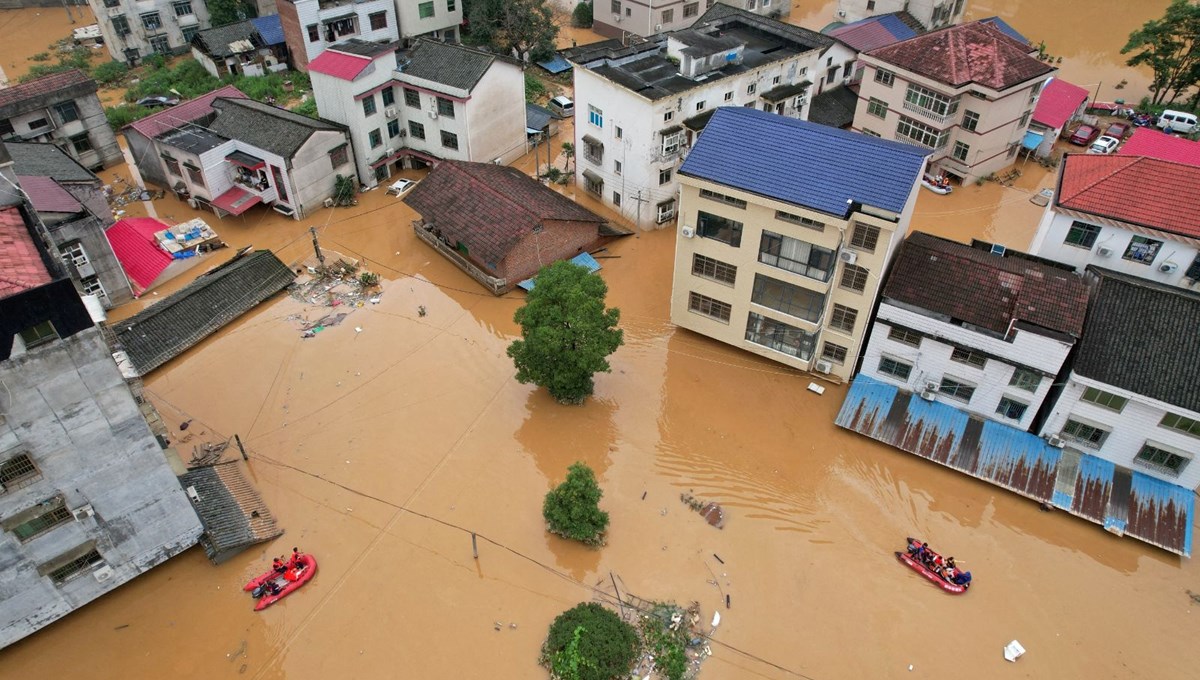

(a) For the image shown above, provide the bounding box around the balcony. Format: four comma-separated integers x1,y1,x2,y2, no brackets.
902,99,956,125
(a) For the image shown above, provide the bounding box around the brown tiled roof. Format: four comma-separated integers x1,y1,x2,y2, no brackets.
0,69,94,110
866,21,1053,91
883,232,1087,336
404,161,606,266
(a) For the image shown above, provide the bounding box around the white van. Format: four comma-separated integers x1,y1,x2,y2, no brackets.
1157,109,1197,134
548,96,574,119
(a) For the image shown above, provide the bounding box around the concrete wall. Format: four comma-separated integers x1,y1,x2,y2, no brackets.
1,87,121,171
89,0,212,63
1040,373,1200,490
593,0,791,39
500,219,599,282
0,327,203,649
282,0,398,71
461,60,526,166
125,129,169,190
291,128,355,217
312,53,396,184
835,0,965,28
47,213,135,308
394,0,462,40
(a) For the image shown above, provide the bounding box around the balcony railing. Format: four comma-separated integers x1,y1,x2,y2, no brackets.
902,99,956,125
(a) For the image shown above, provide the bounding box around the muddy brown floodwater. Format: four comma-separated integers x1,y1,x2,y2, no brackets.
2,3,1197,680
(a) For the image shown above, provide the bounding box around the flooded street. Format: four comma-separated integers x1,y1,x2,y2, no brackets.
2,3,1198,679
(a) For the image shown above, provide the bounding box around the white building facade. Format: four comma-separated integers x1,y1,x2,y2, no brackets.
89,0,211,63
834,0,966,29
394,0,462,41
278,0,399,71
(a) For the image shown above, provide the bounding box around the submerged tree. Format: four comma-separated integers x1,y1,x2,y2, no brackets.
543,462,609,545
1121,0,1200,106
541,603,638,680
207,0,257,26
507,260,622,404
467,0,559,62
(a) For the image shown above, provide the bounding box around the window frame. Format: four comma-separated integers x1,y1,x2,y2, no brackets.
0,453,42,492
418,1,435,19
696,210,743,248
839,264,868,293
995,396,1029,421
751,273,826,323
950,346,987,369
821,341,849,365
1134,443,1191,477
866,98,888,118
1081,386,1127,412
436,97,455,118
829,304,857,333
54,101,79,124
404,88,421,108
691,253,736,286
938,376,976,403
19,321,58,349
877,356,912,380
962,110,980,132
1064,220,1101,249
1160,412,1200,438
369,11,388,31
874,68,895,87
757,230,835,282
688,291,732,323
1122,235,1162,265
848,223,880,252
440,130,459,150
1061,418,1110,448
952,140,970,162
362,95,377,116
368,128,383,149
1009,368,1041,392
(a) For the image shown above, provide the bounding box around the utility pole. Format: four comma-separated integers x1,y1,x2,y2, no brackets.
630,189,649,228
309,226,325,265
62,0,75,23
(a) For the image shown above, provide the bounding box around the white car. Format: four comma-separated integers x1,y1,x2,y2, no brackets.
1087,136,1120,154
387,178,417,196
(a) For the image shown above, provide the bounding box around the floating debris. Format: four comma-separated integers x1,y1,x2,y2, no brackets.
680,492,725,529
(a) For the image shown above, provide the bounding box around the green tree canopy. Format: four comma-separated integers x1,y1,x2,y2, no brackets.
541,603,639,680
207,0,258,27
543,462,609,544
507,260,623,404
467,0,559,62
1121,0,1200,106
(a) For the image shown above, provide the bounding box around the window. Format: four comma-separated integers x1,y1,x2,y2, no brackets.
611,0,621,12
588,105,603,127
80,275,105,298
822,342,848,364
878,356,912,380
111,16,131,36
1081,387,1127,412
71,135,92,154
19,321,57,349
44,547,104,585
1009,368,1041,392
692,254,736,285
696,100,706,112
612,191,622,207
745,312,816,361
615,126,623,139
775,210,824,231
724,91,734,102
688,292,732,323
962,110,980,132
747,83,757,95
362,95,377,116
657,199,676,223
9,499,72,542
939,376,976,403
182,26,199,43
1062,419,1110,448
751,273,826,322
102,0,118,6
888,325,921,347
867,0,876,8
840,264,868,292
697,211,743,247
329,145,349,167
699,188,746,209
996,397,1028,421
369,129,383,149
141,12,161,30
1064,221,1101,249
614,160,622,175
440,131,459,150
661,8,674,23
436,97,455,118
387,119,400,138
874,68,895,87
404,88,420,108
186,165,204,187
849,223,880,252
369,11,387,30
661,130,685,156
307,24,320,42
773,76,781,85
866,98,888,118
658,168,672,185
758,230,835,281
583,137,602,163
952,141,970,162
173,1,192,16
381,87,395,107
149,35,171,55
28,118,48,130
896,115,949,148
862,128,881,137
1123,235,1162,265
418,1,435,18
1018,110,1031,128
684,2,699,18
1161,413,1200,438
663,111,674,122
54,101,79,124
829,304,857,333
584,172,602,195
1135,444,1190,476
904,84,960,118
0,453,41,491
164,155,181,176
60,241,88,268
447,0,456,10
950,346,987,369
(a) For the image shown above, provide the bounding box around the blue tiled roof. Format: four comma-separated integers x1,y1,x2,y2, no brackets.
679,108,929,216
250,15,285,46
978,16,1029,45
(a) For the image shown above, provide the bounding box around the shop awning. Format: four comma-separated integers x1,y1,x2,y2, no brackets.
760,80,811,102
226,150,265,170
1022,130,1044,150
581,134,602,149
581,169,602,184
212,186,262,216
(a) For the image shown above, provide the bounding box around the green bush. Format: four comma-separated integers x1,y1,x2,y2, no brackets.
144,53,168,71
543,463,609,545
525,71,547,100
541,603,639,680
105,105,153,130
92,60,130,85
126,59,220,101
293,96,319,118
333,174,356,206
30,52,50,62
639,604,689,680
572,2,594,28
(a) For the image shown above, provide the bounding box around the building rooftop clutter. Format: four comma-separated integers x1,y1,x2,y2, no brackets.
563,5,831,101
0,205,51,299
206,97,347,157
1118,128,1200,167
193,20,267,58
179,461,284,564
826,12,921,52
405,161,606,267
1032,77,1090,129
679,107,929,216
111,250,294,376
16,175,82,214
126,85,248,139
0,69,93,110
1055,155,1200,239
4,142,98,182
398,39,501,91
866,20,1052,91
1075,267,1200,413
884,232,1088,337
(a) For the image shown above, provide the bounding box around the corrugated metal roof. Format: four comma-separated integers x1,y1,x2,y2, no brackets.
836,374,1194,556
1118,128,1200,167
105,217,174,291
1032,78,1089,129
308,49,373,81
250,14,285,46
180,461,282,564
0,205,51,300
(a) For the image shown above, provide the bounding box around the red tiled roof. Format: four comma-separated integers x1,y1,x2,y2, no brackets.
126,85,247,139
884,232,1087,336
404,161,606,266
0,69,93,110
105,217,173,291
1032,77,1089,129
0,206,52,300
867,20,1053,91
307,50,373,81
1057,154,1200,239
17,175,83,214
1118,128,1200,168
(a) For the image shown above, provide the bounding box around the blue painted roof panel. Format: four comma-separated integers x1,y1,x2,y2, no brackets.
979,16,1029,45
250,15,285,46
679,107,928,217
517,252,600,291
536,55,573,74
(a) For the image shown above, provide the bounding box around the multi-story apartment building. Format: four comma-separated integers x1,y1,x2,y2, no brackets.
593,0,791,38
834,0,966,29
88,0,212,62
0,70,122,172
852,20,1053,185
565,4,832,229
670,107,927,380
309,38,524,185
394,0,462,42
1040,267,1200,493
278,0,399,71
1028,155,1200,290
859,232,1087,431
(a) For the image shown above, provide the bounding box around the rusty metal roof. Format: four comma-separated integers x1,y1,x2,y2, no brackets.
180,461,283,564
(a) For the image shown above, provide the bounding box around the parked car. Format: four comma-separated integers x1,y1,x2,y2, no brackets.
548,96,574,119
136,95,179,108
1087,136,1120,154
387,178,417,196
1103,122,1130,139
1069,125,1099,145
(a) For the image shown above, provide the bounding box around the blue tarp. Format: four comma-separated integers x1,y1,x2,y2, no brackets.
1022,130,1044,150
517,252,600,291
536,55,572,74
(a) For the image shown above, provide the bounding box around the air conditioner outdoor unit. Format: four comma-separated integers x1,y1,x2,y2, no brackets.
1047,434,1065,448
796,95,808,106
919,388,937,400
681,225,695,238
838,250,857,265
814,360,833,374
614,14,622,22
655,24,663,32
1097,246,1113,257
72,504,94,521
924,381,940,393
385,107,398,118
384,147,395,157
186,198,198,209
1160,262,1178,273
842,76,852,86
323,197,335,208
93,564,115,583
428,110,438,119
398,129,407,137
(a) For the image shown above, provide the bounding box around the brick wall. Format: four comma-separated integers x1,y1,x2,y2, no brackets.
277,0,308,72
500,220,600,283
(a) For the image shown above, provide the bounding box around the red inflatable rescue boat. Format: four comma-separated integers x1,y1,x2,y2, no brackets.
244,553,317,610
895,538,971,594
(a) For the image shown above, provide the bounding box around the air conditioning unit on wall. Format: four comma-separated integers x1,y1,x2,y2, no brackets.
1097,246,1113,257
1047,434,1065,448
838,250,857,265
385,107,398,118
814,360,833,374
72,504,94,521
93,564,114,583
1160,262,1178,273
681,225,695,238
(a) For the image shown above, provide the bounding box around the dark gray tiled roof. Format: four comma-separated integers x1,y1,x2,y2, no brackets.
208,98,346,158
399,39,496,91
1074,267,1200,412
525,102,553,131
158,123,227,154
4,141,99,183
193,19,260,59
808,86,859,129
112,250,294,376
330,37,398,57
180,462,283,564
